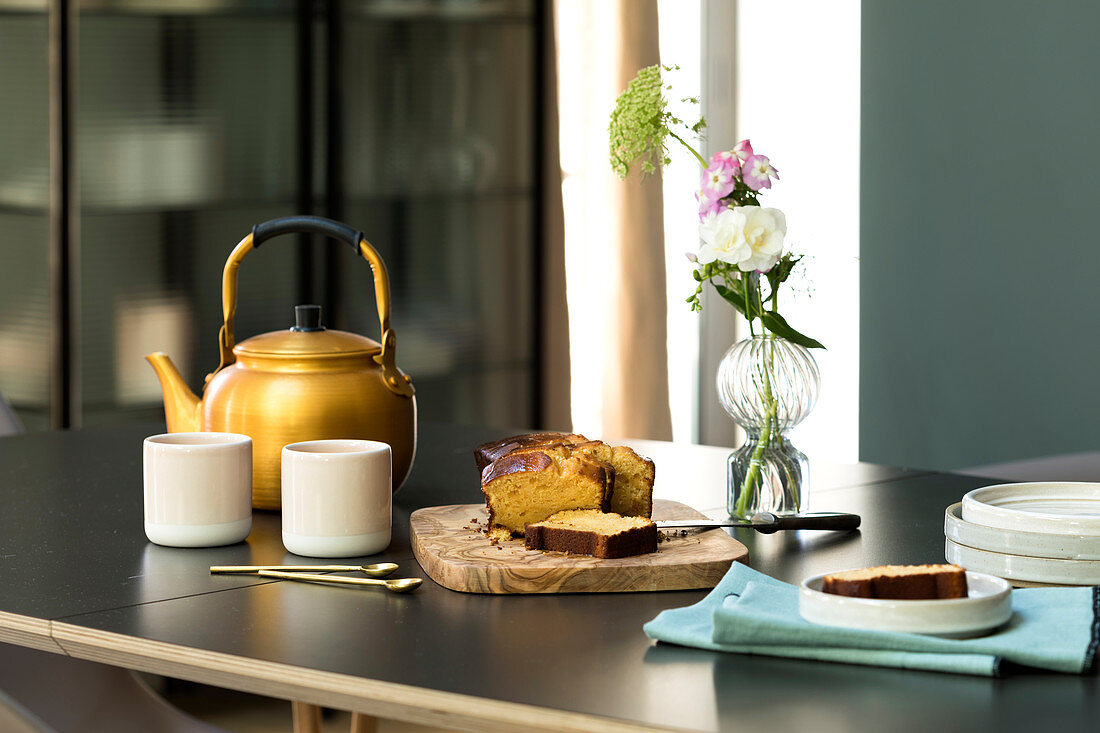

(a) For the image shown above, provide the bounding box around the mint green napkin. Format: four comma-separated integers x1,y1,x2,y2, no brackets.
643,564,1099,676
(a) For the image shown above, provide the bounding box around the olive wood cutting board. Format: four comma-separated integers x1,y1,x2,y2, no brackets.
410,499,748,594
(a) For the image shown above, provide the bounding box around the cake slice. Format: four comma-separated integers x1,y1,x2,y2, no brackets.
481,450,611,540
571,442,655,518
821,564,968,600
525,509,658,559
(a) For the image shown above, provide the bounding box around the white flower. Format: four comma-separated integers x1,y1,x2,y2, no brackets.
737,206,786,271
697,206,786,272
697,209,744,265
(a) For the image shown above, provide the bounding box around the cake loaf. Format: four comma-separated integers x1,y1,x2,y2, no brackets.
525,509,658,559
821,564,968,600
474,433,655,528
481,449,611,541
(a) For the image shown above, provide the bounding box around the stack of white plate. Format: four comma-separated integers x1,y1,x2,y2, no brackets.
944,482,1100,586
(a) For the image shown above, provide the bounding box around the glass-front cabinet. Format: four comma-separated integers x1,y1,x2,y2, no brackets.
339,1,537,427
0,0,541,431
0,5,50,431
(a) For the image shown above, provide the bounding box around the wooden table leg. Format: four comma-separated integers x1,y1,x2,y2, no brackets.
291,701,323,733
350,712,379,733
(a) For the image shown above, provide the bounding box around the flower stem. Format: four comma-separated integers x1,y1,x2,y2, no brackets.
668,129,708,168
742,271,756,337
735,358,777,517
734,280,782,518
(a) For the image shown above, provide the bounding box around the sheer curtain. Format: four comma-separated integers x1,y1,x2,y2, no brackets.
555,0,673,442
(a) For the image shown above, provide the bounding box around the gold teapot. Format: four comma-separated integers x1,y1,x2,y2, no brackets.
146,216,416,510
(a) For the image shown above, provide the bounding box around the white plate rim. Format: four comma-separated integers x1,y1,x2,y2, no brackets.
944,502,1100,560
798,569,1012,636
962,482,1100,536
945,537,1100,585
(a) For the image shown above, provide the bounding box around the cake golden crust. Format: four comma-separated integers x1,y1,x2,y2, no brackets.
480,450,553,484
821,564,968,600
474,433,588,472
524,509,658,559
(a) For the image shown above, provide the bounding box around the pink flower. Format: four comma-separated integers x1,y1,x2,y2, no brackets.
709,150,741,174
700,164,735,200
732,139,754,162
696,189,722,220
742,154,779,191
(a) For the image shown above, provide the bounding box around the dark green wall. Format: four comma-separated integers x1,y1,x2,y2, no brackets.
860,1,1100,470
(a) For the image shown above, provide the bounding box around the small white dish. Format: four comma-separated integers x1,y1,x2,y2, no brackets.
799,570,1012,637
961,482,1100,536
945,538,1100,586
944,503,1100,560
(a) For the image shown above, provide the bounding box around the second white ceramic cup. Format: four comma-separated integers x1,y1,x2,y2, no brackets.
143,432,253,547
281,439,392,558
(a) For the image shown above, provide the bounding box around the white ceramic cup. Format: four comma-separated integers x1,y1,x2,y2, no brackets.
143,432,253,547
281,439,392,558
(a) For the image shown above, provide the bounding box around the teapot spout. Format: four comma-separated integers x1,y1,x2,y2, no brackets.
145,352,202,432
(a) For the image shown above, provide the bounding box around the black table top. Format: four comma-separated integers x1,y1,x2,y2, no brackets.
0,423,1096,732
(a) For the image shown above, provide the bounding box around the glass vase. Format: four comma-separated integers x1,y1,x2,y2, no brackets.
717,335,820,518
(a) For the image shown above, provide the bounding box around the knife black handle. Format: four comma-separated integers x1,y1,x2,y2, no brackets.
751,512,861,534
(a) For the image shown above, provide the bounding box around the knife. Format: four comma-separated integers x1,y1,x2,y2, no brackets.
656,511,861,534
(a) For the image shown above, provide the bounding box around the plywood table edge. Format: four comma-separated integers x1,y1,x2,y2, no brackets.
50,621,683,733
0,610,65,653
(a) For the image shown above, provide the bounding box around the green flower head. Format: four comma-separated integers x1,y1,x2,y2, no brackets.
609,65,667,179
609,65,705,180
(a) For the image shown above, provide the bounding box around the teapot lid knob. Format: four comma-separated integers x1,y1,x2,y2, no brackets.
291,304,325,332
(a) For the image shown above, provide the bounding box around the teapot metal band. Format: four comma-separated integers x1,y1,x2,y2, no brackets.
205,218,413,399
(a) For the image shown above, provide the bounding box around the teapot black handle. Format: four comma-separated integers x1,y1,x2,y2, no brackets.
208,215,414,399
251,215,364,252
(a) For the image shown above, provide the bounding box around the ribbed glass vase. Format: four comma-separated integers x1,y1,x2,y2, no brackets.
717,335,820,518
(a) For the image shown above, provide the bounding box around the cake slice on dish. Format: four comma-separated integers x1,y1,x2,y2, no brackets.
822,564,968,600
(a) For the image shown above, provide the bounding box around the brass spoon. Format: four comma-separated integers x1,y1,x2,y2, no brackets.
210,562,399,578
257,569,422,593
